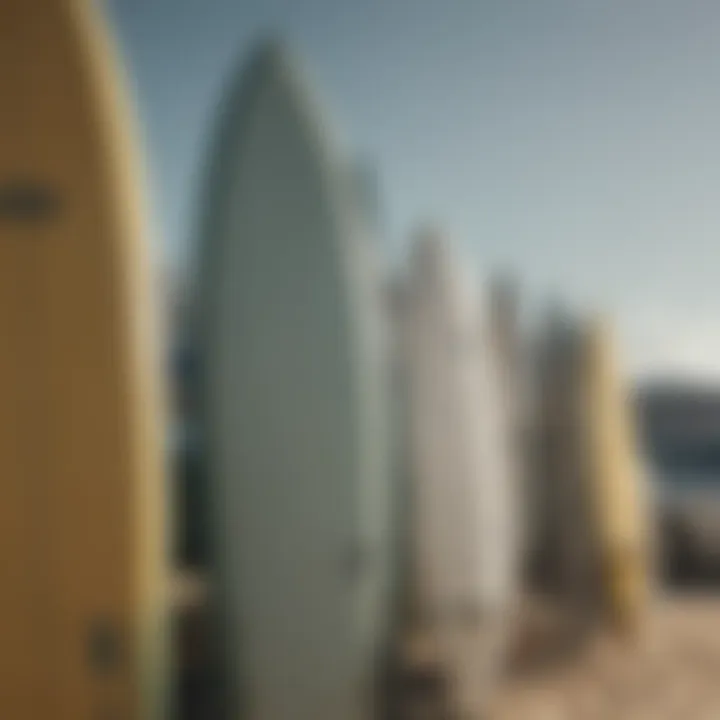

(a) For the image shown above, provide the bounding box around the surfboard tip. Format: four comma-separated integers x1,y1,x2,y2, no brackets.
250,34,294,69
239,33,304,93
213,33,300,125
409,223,452,270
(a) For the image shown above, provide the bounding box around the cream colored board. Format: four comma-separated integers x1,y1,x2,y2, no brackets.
0,1,169,718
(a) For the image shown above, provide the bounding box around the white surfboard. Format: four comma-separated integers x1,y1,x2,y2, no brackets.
400,229,518,717
196,40,391,720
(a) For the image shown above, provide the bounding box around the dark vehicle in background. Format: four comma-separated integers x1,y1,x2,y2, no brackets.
635,382,720,580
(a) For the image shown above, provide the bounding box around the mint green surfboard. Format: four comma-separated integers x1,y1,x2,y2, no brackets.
196,40,391,720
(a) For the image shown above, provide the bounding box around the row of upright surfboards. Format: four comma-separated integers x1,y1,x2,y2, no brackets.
0,2,652,719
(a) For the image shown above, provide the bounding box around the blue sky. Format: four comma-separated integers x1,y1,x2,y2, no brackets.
107,0,720,379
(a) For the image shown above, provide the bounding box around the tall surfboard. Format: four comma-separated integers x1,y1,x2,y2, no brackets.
580,317,652,635
0,1,169,719
196,40,391,720
400,229,517,717
531,309,601,605
532,311,652,635
487,275,527,584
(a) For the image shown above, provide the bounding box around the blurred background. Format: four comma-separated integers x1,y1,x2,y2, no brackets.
108,2,720,718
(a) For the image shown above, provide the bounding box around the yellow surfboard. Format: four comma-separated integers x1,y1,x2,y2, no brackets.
581,317,651,635
0,1,169,718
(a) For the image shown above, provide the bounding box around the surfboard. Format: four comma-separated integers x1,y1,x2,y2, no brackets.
196,40,391,720
400,229,517,717
487,275,527,584
531,309,601,604
532,311,652,634
348,160,382,239
580,317,651,634
0,1,169,719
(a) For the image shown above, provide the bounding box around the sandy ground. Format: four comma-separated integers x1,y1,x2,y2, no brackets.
490,593,720,719
174,571,720,719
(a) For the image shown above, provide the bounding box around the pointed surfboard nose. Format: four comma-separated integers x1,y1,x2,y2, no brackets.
246,35,296,77
408,225,457,292
218,35,313,126
198,34,341,211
